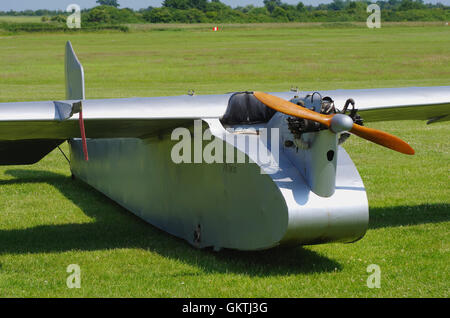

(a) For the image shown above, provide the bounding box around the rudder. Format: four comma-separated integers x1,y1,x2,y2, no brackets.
65,41,85,100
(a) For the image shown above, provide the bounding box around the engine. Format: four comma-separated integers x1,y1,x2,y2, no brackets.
286,93,364,146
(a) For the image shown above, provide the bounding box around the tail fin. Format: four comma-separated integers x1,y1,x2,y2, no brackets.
0,43,81,165
65,41,85,100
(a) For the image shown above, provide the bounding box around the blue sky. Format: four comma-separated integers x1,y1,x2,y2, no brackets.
0,0,448,11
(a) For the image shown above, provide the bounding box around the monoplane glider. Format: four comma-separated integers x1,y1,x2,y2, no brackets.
0,42,448,251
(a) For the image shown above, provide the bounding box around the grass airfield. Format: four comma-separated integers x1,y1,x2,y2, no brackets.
0,23,449,297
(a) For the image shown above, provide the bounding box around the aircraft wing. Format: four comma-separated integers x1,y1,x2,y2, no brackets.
318,86,450,123
0,94,232,165
0,95,230,140
274,86,449,123
1,85,448,140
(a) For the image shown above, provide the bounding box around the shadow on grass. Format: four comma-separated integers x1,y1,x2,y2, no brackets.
0,169,341,276
369,204,449,229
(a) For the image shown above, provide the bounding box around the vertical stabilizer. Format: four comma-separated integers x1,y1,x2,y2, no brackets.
65,41,85,100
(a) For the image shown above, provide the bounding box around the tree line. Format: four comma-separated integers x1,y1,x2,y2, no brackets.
1,0,449,24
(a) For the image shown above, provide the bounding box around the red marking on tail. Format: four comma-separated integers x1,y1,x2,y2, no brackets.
78,109,89,161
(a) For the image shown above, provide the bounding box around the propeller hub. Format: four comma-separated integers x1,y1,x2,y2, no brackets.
330,114,354,133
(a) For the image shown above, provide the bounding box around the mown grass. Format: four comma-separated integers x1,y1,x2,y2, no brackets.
0,24,448,297
0,16,43,23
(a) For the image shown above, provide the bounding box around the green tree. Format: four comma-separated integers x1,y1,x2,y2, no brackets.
163,0,190,10
143,7,173,23
329,0,345,11
164,0,208,11
264,0,282,13
398,0,426,11
86,6,111,23
84,5,140,24
206,1,230,12
347,1,367,13
193,0,208,11
50,14,67,23
296,2,306,12
96,0,120,7
271,6,288,21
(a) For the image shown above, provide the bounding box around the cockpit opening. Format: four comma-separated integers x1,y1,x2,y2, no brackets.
221,92,277,125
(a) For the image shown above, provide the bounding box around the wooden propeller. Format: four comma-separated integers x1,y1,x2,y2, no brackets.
253,91,414,155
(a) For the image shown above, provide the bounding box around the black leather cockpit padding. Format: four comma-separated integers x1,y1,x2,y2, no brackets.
221,92,277,125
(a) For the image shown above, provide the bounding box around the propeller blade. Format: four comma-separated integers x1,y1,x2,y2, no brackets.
349,124,415,155
253,91,415,155
253,91,332,126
